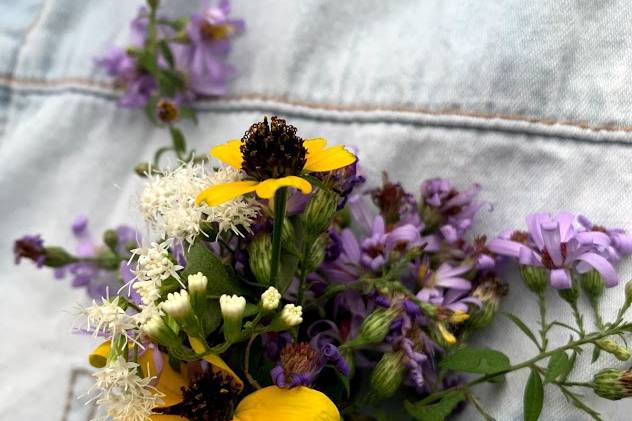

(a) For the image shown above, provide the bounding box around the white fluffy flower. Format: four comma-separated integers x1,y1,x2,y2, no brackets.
87,357,162,421
138,163,258,242
76,296,137,342
132,280,161,306
219,294,247,318
280,303,303,327
162,290,192,319
131,241,184,289
260,286,281,311
133,302,164,328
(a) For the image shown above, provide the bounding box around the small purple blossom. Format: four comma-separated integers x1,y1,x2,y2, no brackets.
489,212,621,289
360,216,422,271
14,234,46,267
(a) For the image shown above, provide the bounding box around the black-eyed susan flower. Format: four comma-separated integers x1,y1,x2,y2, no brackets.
89,340,340,421
195,116,356,207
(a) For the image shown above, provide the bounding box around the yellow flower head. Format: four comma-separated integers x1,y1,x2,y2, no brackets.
196,116,356,207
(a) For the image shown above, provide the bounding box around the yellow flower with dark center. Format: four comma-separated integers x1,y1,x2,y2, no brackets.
195,116,356,207
89,340,340,421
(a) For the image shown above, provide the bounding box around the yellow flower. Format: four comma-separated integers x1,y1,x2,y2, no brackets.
89,340,340,421
196,117,356,207
231,385,340,421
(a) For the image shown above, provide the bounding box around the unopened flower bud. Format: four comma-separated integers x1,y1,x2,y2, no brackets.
520,265,548,294
369,351,405,400
281,218,298,254
43,246,78,268
142,315,180,347
302,189,338,237
581,269,605,302
162,290,192,320
156,99,179,124
592,368,632,400
103,229,118,252
134,162,151,177
304,234,327,273
350,308,397,346
219,294,246,342
596,339,631,361
466,277,507,330
280,304,303,327
187,272,208,294
624,280,632,309
261,286,281,311
558,279,579,305
248,233,272,286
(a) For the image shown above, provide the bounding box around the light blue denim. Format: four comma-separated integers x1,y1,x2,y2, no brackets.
1,1,632,420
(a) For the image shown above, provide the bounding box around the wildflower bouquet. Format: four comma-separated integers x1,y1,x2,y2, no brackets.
16,114,632,421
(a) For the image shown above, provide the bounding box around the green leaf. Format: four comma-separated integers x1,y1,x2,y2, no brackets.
544,351,571,383
560,351,576,382
591,345,602,363
179,105,198,124
201,299,222,335
524,368,544,421
504,313,540,349
158,39,175,68
404,391,465,421
169,126,186,155
180,239,249,296
157,69,186,97
144,95,161,125
440,347,511,375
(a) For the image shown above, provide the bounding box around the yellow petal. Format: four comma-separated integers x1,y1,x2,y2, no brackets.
254,176,312,199
189,336,244,392
232,386,340,421
211,139,243,169
304,145,356,173
196,180,259,206
88,341,111,368
139,347,188,408
303,138,327,155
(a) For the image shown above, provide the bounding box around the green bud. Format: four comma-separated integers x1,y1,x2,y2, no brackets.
302,189,338,237
349,308,397,346
304,234,327,273
624,280,632,307
103,229,118,252
281,218,300,255
519,265,548,294
581,269,605,301
248,233,272,286
134,162,151,177
369,352,405,400
466,300,497,330
44,246,77,268
596,339,631,361
592,368,632,400
558,280,579,305
419,203,443,232
146,0,160,10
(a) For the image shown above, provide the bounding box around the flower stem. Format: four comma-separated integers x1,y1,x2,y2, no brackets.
537,292,549,351
418,323,630,406
270,187,288,288
243,333,262,390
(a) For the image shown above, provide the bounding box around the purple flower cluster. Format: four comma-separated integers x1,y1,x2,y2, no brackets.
310,175,499,393
489,212,632,289
270,342,348,388
96,1,244,108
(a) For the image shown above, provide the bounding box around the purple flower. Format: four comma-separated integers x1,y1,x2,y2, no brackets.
370,172,420,226
14,234,46,267
271,343,324,388
489,212,620,289
177,0,245,96
416,263,480,312
321,344,350,376
577,215,632,263
319,228,362,284
360,216,422,271
420,179,485,244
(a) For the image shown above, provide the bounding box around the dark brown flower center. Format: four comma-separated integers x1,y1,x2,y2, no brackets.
240,116,307,180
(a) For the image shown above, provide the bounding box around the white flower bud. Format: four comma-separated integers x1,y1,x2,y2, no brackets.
162,290,192,319
280,304,303,327
219,294,247,319
187,272,208,293
261,286,282,311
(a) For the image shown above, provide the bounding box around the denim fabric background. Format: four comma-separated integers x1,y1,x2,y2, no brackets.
1,1,632,420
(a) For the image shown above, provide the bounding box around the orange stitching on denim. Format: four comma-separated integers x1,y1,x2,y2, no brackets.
1,74,631,134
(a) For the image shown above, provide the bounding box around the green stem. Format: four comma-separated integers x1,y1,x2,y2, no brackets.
537,292,549,351
297,243,309,306
569,300,586,336
270,187,288,288
419,324,629,405
590,298,604,330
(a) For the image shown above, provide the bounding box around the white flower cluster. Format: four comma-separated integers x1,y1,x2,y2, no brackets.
131,241,183,306
77,296,137,342
88,357,162,421
139,163,258,242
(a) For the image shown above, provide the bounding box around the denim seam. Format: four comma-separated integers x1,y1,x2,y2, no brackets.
3,79,632,146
